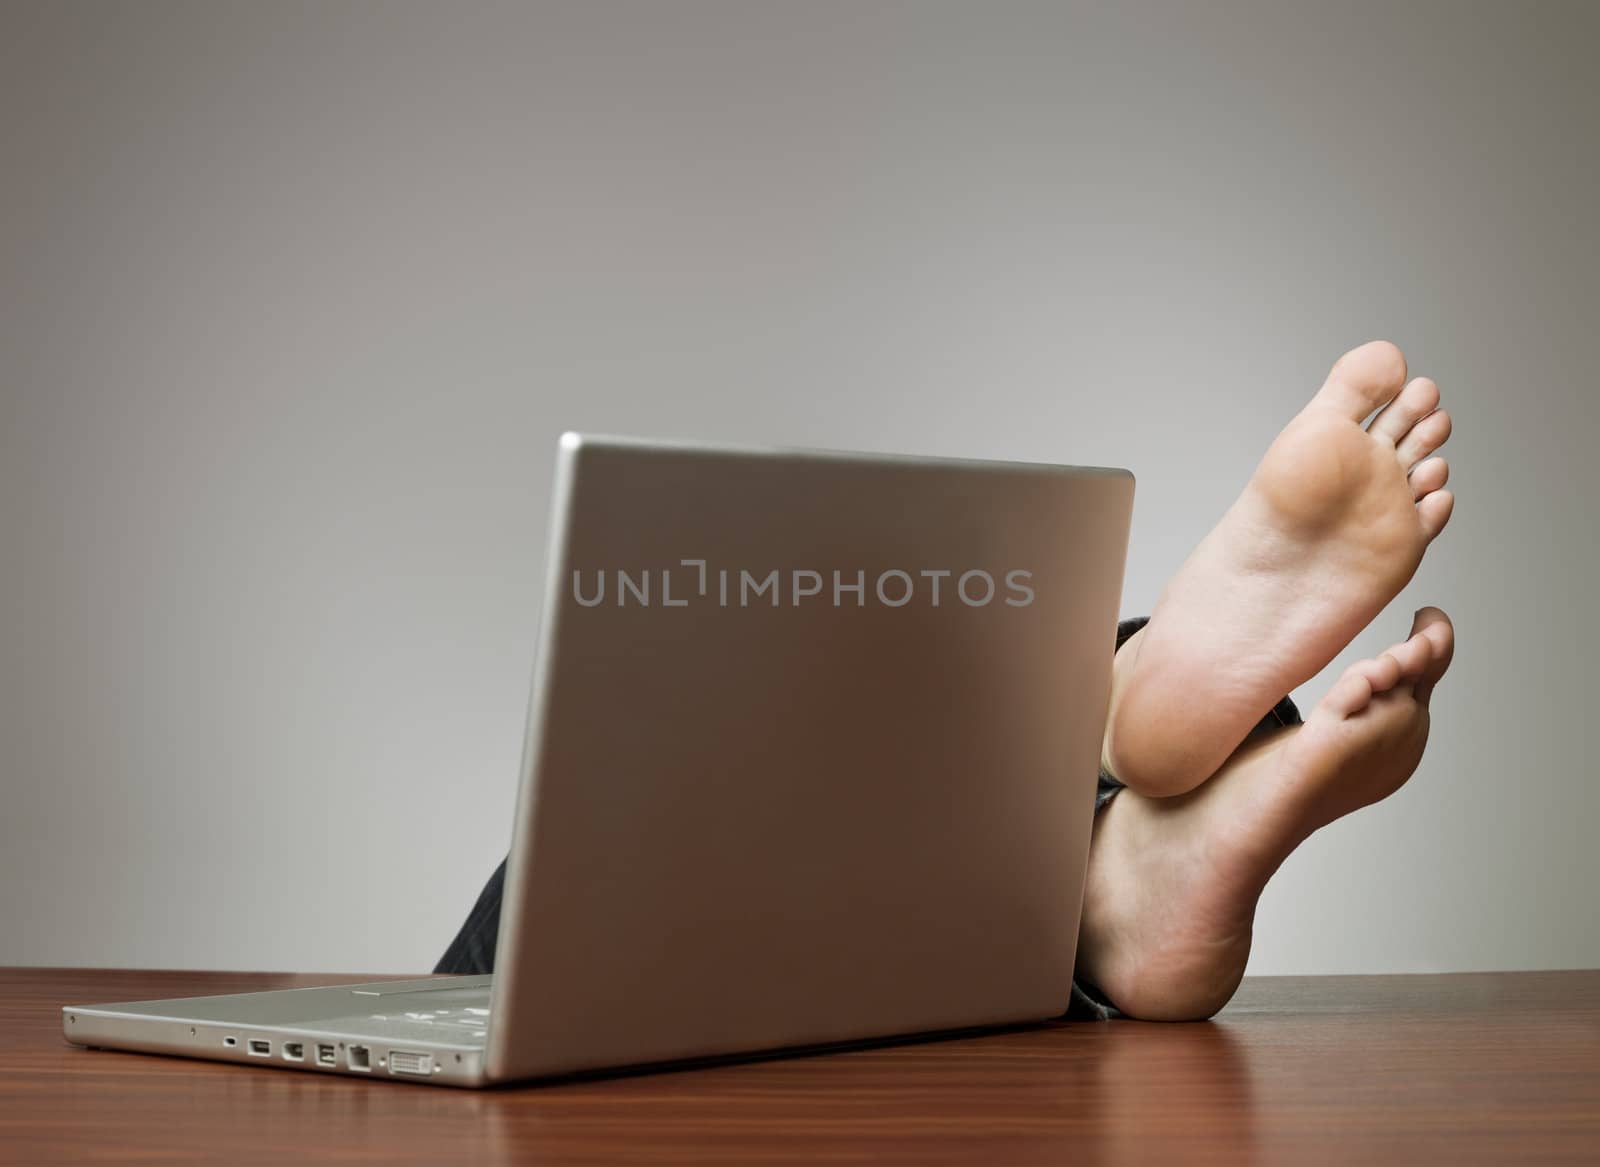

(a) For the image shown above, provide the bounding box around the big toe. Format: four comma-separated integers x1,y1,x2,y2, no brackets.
1410,606,1455,703
1312,340,1409,420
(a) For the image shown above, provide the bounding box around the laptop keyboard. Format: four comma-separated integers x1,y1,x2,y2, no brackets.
365,1006,490,1035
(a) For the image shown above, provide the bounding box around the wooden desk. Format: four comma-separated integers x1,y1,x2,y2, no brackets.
3,968,1597,1164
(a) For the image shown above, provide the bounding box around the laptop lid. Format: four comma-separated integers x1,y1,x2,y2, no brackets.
487,435,1133,1081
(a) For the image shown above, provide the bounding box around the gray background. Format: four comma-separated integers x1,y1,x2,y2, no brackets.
3,0,1595,977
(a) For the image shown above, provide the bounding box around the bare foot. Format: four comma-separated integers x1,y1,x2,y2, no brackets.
1077,607,1455,1021
1104,341,1455,797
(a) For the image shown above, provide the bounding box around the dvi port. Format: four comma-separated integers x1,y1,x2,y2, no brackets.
388,1050,434,1076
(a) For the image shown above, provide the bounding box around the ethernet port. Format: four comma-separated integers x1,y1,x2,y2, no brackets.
347,1044,371,1072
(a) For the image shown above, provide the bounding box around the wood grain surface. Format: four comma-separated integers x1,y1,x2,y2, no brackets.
3,967,1597,1164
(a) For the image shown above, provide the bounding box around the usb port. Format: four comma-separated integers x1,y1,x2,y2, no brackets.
248,1039,271,1057
347,1044,371,1072
316,1044,336,1066
282,1041,304,1061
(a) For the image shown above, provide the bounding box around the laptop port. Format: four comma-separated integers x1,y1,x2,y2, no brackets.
316,1044,336,1066
347,1044,371,1071
388,1050,434,1076
282,1042,304,1061
223,1036,238,1048
248,1039,271,1057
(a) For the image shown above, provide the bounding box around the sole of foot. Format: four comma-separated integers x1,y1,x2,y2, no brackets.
1104,340,1455,798
1077,607,1455,1021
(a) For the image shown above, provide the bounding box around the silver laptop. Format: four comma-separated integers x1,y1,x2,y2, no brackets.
63,434,1133,1087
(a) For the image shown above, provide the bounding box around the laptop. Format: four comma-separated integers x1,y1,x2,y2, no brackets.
63,434,1134,1087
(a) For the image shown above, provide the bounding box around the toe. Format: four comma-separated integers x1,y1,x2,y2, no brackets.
1312,340,1409,420
1411,607,1456,703
1410,456,1449,500
1348,652,1402,692
1411,606,1455,655
1369,377,1441,445
1323,671,1376,717
1396,408,1452,467
1417,488,1454,543
1384,632,1433,680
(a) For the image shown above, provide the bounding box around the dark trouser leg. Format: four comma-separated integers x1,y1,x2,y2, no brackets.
435,857,506,975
